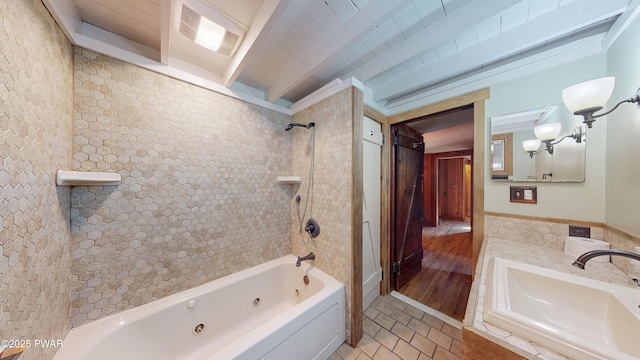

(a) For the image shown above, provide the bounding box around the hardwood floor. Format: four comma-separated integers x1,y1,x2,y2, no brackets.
423,219,471,236
398,221,472,321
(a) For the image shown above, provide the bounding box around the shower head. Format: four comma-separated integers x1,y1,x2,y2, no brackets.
285,122,316,131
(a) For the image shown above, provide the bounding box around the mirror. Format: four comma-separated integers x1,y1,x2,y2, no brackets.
490,104,586,182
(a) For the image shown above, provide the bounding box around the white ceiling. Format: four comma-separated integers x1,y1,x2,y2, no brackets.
407,106,475,153
44,0,637,118
491,105,558,134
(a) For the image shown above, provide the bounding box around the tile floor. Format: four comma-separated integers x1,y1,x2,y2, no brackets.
330,294,462,360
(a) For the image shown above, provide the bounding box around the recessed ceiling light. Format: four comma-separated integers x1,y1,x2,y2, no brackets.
195,16,225,52
179,3,243,56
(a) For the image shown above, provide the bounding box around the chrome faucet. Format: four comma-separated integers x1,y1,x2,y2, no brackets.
296,252,315,267
572,249,640,269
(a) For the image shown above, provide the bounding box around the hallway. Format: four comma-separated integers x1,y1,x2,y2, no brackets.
398,220,473,321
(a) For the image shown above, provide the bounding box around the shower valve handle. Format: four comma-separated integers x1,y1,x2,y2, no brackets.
305,218,320,239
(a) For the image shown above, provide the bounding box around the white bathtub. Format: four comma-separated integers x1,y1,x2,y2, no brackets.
54,255,345,360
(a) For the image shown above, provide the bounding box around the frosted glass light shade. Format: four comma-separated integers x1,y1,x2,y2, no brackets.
179,4,244,56
195,17,225,52
534,123,562,141
522,139,541,152
562,77,615,113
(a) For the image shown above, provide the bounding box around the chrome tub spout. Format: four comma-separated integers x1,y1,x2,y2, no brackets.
296,252,315,267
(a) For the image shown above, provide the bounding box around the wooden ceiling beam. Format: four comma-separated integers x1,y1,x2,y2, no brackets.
223,0,291,87
160,0,171,65
346,0,520,83
265,0,414,103
374,0,628,102
603,0,640,51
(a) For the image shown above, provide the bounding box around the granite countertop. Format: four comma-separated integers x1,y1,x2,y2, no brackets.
465,237,636,360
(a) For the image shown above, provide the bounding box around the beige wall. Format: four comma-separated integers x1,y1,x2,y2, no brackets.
290,88,355,343
606,13,640,238
0,0,74,359
70,49,293,326
485,54,608,222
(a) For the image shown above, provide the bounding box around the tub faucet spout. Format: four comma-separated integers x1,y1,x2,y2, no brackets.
572,249,640,269
296,252,315,267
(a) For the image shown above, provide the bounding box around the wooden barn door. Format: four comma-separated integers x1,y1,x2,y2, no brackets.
391,125,424,290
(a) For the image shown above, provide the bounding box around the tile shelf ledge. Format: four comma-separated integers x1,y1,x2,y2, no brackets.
276,176,301,184
56,170,121,186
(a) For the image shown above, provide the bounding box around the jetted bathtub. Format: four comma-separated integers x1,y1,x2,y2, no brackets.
54,255,345,360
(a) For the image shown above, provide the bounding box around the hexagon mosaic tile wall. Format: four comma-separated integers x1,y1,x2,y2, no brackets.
290,88,355,343
70,48,293,326
0,0,74,359
484,214,604,249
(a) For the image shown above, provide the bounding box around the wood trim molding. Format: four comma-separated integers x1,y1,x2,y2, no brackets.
485,211,604,228
387,89,488,281
472,100,485,278
463,328,527,360
364,106,388,125
490,133,513,176
388,88,490,124
432,149,473,158
351,87,364,346
380,121,391,295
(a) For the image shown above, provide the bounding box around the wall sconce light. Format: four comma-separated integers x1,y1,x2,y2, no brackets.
562,77,640,128
522,139,541,157
522,124,583,158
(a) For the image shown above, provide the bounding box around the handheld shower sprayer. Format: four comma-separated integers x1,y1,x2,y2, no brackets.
285,122,315,131
285,121,318,238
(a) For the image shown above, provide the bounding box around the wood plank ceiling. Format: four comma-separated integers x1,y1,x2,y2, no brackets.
46,0,635,114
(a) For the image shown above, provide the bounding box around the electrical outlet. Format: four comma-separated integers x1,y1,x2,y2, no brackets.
569,224,590,238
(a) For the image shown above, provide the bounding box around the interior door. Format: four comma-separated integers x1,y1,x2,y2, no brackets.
391,125,424,290
362,116,382,310
439,158,464,221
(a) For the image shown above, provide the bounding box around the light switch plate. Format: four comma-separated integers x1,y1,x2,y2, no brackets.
510,186,537,204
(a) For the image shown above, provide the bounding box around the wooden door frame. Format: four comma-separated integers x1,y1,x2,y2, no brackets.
339,87,491,347
352,89,364,346
382,88,489,293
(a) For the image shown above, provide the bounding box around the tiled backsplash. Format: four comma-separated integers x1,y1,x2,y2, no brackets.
603,224,640,275
484,213,640,276
484,214,603,249
290,88,355,344
0,0,74,358
70,49,293,326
